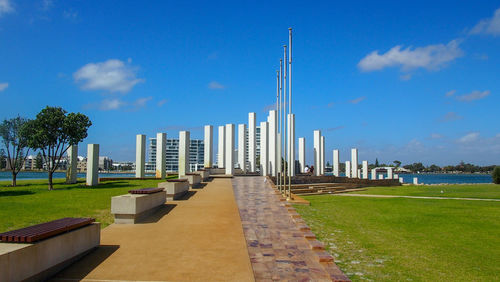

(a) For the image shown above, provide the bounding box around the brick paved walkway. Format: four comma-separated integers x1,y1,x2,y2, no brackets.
233,176,350,281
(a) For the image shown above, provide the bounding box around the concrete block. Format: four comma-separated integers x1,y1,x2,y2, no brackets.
86,144,99,186
66,144,78,184
217,125,225,168
136,134,146,178
268,110,277,176
178,131,190,177
260,121,268,176
184,173,201,186
313,130,321,176
333,149,339,177
345,161,351,178
156,132,166,179
320,136,325,175
238,124,247,172
362,160,368,179
158,180,190,200
248,112,256,172
287,114,295,176
204,125,213,168
194,170,209,181
351,148,358,178
0,223,100,282
111,191,167,224
413,177,418,185
225,124,235,175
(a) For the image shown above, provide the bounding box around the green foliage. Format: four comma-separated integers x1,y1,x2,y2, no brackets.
0,148,5,169
35,152,43,170
493,166,500,184
27,106,92,189
375,158,379,167
0,116,34,186
393,160,401,168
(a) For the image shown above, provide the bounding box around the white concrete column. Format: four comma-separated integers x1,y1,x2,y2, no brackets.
66,144,78,184
320,136,325,175
287,114,296,176
156,133,167,178
357,169,361,178
387,167,393,179
135,134,146,178
394,174,399,179
204,125,213,168
217,125,225,168
298,137,305,173
225,124,235,175
413,177,418,184
238,124,247,172
86,144,99,186
333,149,340,177
371,169,377,180
260,121,268,176
379,174,384,180
399,177,404,184
351,148,358,178
248,112,256,172
179,131,190,177
362,160,368,179
277,132,281,174
313,130,321,176
268,110,277,176
345,161,351,178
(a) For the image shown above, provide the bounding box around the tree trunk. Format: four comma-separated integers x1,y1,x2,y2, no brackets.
12,172,17,187
48,171,53,190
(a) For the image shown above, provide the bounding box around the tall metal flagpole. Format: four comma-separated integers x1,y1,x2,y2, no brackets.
276,69,279,181
278,59,282,193
288,28,292,199
283,45,287,198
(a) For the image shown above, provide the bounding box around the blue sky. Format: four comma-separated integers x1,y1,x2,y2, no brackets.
0,1,499,166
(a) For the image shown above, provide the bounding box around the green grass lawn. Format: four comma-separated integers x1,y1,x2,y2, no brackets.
0,176,176,232
353,184,500,199
295,192,500,281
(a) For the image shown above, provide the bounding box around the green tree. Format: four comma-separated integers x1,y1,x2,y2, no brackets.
0,148,6,169
493,166,500,184
27,106,92,190
375,158,379,167
393,160,401,168
0,117,34,186
35,152,43,170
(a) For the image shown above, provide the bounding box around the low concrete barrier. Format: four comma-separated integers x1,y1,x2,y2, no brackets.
184,173,202,187
194,169,209,181
111,190,167,224
158,179,190,200
0,222,100,281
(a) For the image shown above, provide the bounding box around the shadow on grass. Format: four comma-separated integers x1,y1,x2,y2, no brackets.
139,204,177,224
0,190,35,197
51,244,120,281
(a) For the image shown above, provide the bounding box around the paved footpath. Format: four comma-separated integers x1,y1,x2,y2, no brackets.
335,193,500,202
233,176,349,281
53,178,254,282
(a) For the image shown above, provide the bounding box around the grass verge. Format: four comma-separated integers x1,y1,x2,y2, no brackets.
0,176,176,232
295,191,500,281
353,184,500,199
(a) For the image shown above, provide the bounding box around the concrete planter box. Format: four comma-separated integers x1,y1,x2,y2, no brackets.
194,170,209,181
111,191,167,224
184,173,201,186
208,168,225,175
158,180,190,200
0,222,100,282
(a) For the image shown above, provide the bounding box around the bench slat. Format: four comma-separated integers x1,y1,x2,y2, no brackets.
0,217,95,243
128,188,165,194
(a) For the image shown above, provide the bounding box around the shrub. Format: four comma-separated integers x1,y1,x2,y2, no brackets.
493,166,500,184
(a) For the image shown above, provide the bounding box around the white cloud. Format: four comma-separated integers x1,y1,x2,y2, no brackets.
349,96,366,104
63,9,78,21
358,40,463,72
470,8,500,36
445,90,456,97
157,99,167,107
456,90,490,102
0,82,8,91
74,59,144,93
41,0,53,11
208,81,225,90
400,73,412,81
262,103,277,112
458,132,479,143
0,0,13,17
430,133,443,139
100,98,126,111
133,96,152,107
440,112,463,122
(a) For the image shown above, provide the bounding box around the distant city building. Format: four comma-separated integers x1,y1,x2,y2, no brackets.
77,156,87,172
99,156,113,171
217,126,260,168
147,137,204,172
112,161,135,171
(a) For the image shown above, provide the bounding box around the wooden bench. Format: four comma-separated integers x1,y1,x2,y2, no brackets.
183,173,202,186
0,218,100,281
158,179,190,200
128,187,164,194
111,188,167,224
0,217,94,243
